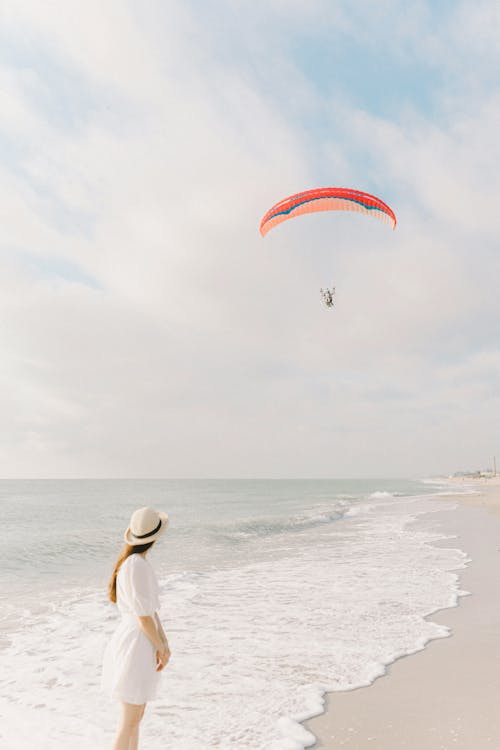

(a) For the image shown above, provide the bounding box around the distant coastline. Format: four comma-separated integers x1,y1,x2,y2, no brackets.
446,472,500,486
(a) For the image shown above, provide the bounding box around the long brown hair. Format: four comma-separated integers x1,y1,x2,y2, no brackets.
108,541,155,603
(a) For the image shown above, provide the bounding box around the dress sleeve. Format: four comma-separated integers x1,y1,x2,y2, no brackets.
124,557,160,616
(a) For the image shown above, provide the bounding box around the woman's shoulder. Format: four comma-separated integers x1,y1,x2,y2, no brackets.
122,553,147,568
118,554,143,576
121,554,156,576
118,555,149,587
120,554,158,592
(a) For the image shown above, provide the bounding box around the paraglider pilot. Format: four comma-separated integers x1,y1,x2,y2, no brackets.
320,287,335,308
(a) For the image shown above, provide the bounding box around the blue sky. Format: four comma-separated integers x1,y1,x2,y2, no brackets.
0,0,499,477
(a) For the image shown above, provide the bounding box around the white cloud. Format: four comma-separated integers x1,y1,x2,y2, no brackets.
0,1,498,477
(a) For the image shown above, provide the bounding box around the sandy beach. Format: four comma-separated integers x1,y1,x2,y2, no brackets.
305,480,500,749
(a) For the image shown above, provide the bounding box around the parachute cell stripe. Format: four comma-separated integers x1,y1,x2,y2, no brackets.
260,187,396,236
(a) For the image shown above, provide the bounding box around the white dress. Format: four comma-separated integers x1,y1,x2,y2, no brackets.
101,554,162,704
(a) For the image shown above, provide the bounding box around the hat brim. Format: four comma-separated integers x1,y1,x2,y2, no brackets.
124,511,169,546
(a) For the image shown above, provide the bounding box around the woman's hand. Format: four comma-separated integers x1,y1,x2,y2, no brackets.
156,644,171,672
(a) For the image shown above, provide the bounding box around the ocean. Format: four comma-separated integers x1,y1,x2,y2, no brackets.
0,478,471,749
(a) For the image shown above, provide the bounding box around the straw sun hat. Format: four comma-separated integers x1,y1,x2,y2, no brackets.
124,506,169,546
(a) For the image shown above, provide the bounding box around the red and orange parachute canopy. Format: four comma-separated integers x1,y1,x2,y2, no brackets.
260,187,396,237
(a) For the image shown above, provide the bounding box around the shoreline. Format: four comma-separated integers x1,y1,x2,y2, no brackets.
303,483,500,748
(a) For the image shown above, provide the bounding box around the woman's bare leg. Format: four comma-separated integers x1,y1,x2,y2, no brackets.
111,702,145,750
128,704,146,750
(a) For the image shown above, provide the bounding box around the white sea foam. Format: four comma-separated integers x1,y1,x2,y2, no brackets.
420,478,479,496
344,502,375,516
0,490,470,750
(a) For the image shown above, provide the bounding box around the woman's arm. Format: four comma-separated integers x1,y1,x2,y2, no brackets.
154,612,169,648
138,614,171,671
137,615,164,651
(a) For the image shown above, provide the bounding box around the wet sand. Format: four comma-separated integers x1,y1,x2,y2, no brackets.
304,485,500,749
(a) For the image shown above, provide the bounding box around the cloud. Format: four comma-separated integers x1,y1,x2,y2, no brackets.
0,1,498,477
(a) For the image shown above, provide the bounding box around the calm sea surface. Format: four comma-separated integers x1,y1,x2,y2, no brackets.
0,478,471,750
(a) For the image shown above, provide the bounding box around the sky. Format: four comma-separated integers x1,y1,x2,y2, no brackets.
0,0,499,478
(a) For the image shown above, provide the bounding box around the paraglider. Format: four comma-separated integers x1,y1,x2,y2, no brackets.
260,187,396,236
260,187,396,307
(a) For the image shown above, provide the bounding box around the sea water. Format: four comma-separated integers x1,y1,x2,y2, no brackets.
0,479,472,749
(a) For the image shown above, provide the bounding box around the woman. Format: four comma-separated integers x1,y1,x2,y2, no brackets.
102,506,171,750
